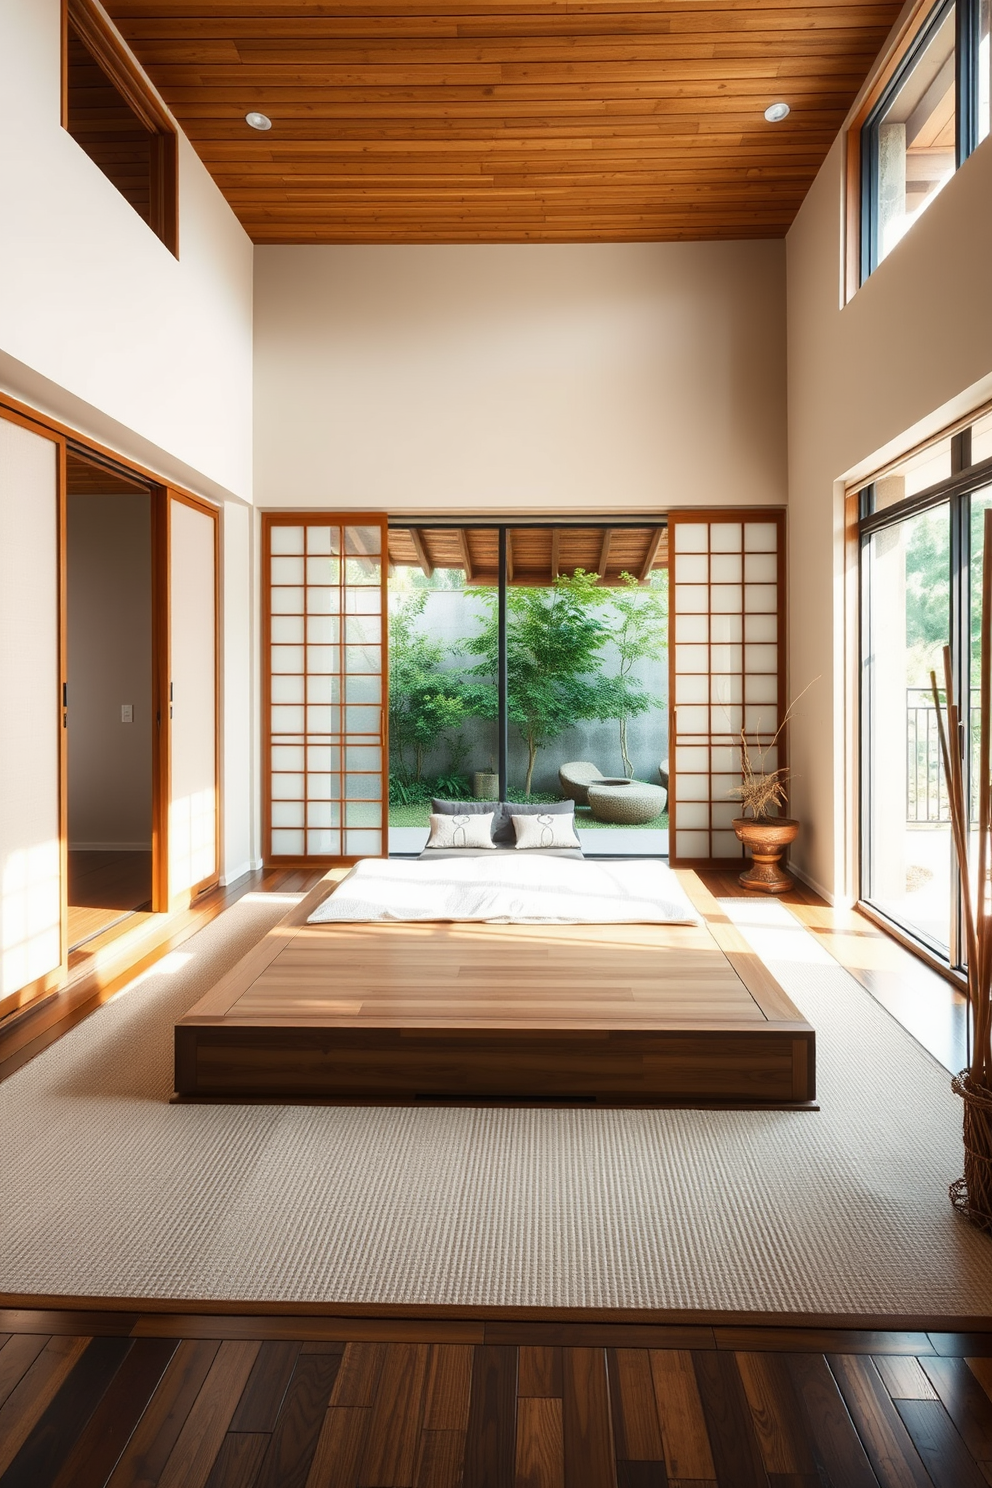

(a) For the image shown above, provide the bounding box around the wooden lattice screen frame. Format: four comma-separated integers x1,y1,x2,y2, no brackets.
262,512,389,867
667,508,787,869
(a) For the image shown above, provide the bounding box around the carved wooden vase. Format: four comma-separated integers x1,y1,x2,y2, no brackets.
732,817,800,894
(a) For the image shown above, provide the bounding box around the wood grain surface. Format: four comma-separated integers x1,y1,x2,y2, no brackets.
173,869,816,1104
101,1,904,243
4,1316,989,1487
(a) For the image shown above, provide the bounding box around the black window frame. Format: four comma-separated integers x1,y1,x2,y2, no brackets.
385,519,671,861
858,425,992,970
860,0,984,283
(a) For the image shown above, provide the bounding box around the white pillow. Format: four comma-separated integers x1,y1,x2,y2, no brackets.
426,811,496,849
511,812,581,850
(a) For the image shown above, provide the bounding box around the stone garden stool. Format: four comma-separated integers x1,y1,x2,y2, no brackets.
587,780,666,825
558,761,604,805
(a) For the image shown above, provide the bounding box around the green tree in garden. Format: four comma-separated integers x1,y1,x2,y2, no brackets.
598,571,668,777
388,592,467,780
463,571,613,798
905,511,950,654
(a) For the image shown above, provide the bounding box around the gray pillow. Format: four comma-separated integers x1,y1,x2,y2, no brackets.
431,797,575,847
492,798,574,846
431,798,498,815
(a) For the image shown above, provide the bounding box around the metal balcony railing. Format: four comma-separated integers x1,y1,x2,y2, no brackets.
907,687,981,824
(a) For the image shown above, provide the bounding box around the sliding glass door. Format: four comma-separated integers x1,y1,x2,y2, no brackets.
862,503,952,951
386,523,669,857
860,424,992,966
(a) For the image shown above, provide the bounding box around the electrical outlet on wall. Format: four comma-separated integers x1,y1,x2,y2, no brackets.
121,704,133,723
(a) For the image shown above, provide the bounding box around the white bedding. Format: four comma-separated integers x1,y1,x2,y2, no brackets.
307,855,700,925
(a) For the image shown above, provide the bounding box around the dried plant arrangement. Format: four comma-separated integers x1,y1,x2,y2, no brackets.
730,679,817,821
934,508,992,1230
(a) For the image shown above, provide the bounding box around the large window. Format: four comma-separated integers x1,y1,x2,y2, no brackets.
387,523,669,858
62,0,178,255
860,414,992,964
859,0,989,281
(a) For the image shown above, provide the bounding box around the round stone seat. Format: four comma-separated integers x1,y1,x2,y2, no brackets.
587,780,666,825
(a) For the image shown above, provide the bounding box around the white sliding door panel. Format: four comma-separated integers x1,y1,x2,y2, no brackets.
669,510,784,865
0,418,62,996
170,497,218,896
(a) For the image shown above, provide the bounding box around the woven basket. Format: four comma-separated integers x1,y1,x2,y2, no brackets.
950,1071,992,1232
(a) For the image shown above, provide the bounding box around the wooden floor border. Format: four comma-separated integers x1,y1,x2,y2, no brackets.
1,1295,990,1336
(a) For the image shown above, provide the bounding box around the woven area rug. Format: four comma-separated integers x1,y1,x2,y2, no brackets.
1,890,991,1320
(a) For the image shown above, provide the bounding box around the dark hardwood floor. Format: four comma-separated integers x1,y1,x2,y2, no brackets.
0,1313,991,1486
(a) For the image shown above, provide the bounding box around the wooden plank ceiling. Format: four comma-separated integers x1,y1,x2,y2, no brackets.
389,524,667,584
104,1,903,243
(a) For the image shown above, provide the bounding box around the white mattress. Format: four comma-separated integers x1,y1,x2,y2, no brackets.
307,855,700,925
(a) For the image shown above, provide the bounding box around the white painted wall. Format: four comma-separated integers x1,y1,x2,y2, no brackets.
786,130,992,900
0,0,253,505
253,242,787,514
67,493,152,851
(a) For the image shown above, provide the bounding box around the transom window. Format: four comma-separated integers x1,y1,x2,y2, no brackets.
858,0,990,282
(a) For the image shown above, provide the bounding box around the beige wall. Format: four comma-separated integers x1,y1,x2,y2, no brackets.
67,493,152,851
786,132,992,900
253,242,787,514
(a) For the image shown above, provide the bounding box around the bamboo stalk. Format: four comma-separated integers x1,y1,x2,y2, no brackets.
931,661,978,1003
978,509,992,1081
943,647,979,990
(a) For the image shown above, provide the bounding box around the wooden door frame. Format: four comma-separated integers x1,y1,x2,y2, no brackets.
151,485,171,911
0,393,225,1018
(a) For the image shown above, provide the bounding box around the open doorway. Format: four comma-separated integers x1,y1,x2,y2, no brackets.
66,452,155,950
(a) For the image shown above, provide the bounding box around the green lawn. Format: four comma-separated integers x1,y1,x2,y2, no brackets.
389,801,669,831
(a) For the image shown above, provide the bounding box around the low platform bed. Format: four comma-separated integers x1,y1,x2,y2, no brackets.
175,865,816,1107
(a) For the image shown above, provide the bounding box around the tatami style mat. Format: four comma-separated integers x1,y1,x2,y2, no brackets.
1,889,990,1317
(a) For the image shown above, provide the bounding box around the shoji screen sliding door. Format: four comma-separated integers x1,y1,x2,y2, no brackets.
0,413,65,1010
169,493,219,900
263,514,388,863
668,509,785,867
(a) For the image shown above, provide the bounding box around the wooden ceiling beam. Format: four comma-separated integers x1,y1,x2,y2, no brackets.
550,528,560,581
409,527,434,578
505,529,514,584
638,527,666,583
459,528,474,583
598,528,613,577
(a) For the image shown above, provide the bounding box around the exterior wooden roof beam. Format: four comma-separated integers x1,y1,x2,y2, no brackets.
410,527,434,578
638,526,666,583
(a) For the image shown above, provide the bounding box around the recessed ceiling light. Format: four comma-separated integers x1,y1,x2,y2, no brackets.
245,111,272,131
764,102,791,123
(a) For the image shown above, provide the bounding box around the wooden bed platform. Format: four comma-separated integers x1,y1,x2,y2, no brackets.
175,871,815,1107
